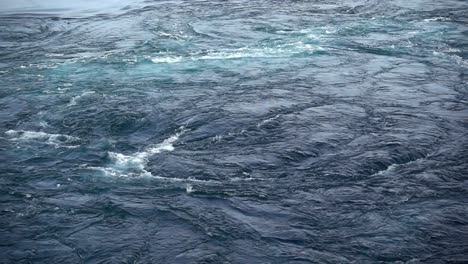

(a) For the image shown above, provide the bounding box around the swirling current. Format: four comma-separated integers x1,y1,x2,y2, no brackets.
1,0,467,263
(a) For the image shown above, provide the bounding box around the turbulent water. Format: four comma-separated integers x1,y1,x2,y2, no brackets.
1,0,467,263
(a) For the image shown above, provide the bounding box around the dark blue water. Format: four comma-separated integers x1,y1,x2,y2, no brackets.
1,0,467,263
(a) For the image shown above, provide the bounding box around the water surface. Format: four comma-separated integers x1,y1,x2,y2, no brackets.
1,0,467,263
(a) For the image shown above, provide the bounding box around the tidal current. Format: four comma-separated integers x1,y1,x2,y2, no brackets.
1,0,467,263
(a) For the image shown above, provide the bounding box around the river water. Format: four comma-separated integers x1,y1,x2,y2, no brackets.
1,0,467,263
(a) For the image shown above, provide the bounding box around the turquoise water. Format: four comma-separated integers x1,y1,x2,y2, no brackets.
1,0,467,263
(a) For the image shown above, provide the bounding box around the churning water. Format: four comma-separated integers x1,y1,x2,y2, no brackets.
1,0,467,263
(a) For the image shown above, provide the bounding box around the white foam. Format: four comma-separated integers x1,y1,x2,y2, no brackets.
153,176,219,184
450,54,468,68
39,121,50,128
373,163,398,176
5,130,80,148
423,17,450,22
151,57,183,64
97,127,188,177
433,49,468,68
150,43,325,64
89,166,152,178
186,184,194,193
90,166,219,185
68,91,96,107
46,53,65,57
230,176,255,182
108,152,147,171
372,158,426,176
257,114,280,128
145,130,184,154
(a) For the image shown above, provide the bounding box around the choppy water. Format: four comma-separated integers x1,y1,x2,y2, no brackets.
1,0,467,263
